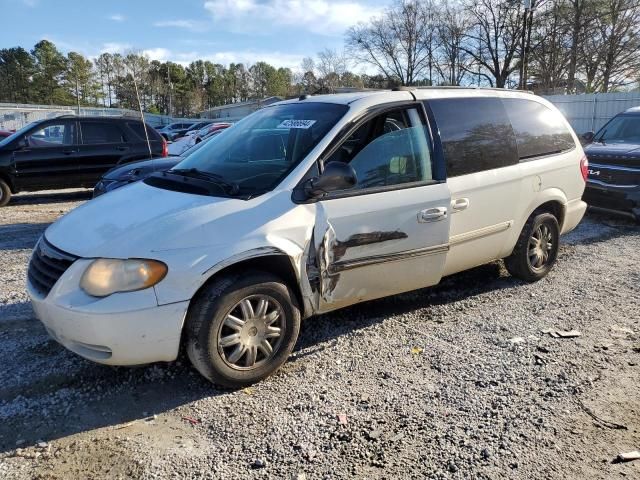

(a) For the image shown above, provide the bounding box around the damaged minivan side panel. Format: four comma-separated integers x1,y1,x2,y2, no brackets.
311,182,452,313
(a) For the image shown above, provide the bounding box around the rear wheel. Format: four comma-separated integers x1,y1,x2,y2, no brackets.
505,212,560,282
185,271,301,388
0,179,11,207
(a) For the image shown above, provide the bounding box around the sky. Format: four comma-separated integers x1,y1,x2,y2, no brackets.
0,0,388,71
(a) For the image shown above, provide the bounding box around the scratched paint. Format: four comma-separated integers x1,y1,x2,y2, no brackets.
332,230,408,260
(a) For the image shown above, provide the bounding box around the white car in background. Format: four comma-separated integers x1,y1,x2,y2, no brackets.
168,123,232,156
27,89,587,388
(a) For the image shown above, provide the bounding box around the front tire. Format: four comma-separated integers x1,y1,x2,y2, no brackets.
505,212,560,282
185,271,301,388
0,179,11,207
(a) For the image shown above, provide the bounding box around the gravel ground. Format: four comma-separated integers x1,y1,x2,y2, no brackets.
0,189,638,480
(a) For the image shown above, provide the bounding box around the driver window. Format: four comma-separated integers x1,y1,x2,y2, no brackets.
27,122,74,148
327,107,433,190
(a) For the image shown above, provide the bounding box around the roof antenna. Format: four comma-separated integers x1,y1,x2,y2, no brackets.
129,64,153,160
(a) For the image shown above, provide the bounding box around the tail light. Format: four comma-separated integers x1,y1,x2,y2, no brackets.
580,155,588,181
161,138,168,157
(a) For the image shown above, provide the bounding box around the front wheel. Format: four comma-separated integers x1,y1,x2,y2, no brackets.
185,271,301,388
504,212,560,282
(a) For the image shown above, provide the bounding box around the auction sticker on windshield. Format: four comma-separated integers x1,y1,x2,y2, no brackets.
277,119,317,129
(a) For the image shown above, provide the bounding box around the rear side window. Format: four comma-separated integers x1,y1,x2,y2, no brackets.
502,98,575,160
127,122,158,141
427,98,518,177
81,122,125,144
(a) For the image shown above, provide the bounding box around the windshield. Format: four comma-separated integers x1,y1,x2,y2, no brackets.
165,102,348,197
0,121,39,147
596,115,640,144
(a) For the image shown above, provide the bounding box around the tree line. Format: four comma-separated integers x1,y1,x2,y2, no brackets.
348,0,640,91
1,0,639,116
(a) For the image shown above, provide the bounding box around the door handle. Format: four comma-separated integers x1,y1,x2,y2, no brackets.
117,146,130,151
452,198,470,212
62,149,76,155
418,207,447,223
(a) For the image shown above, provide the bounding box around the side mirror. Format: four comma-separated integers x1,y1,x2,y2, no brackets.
305,161,357,199
581,131,595,143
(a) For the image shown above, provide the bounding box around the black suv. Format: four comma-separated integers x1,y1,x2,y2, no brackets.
582,107,640,221
0,116,167,206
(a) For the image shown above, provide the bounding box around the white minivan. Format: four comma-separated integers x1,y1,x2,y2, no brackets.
27,88,588,387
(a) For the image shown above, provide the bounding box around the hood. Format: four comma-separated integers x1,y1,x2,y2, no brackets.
585,142,640,168
103,158,182,181
45,181,262,258
585,141,640,156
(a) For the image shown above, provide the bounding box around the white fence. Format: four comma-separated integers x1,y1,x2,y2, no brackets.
543,92,640,135
0,103,199,131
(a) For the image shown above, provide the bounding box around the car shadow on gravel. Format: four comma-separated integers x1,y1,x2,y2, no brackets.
294,261,518,359
9,189,92,206
0,301,34,322
0,223,50,250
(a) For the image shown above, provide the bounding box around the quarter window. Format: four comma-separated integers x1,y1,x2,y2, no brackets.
81,122,125,144
427,98,519,177
127,122,155,141
26,122,74,148
502,98,575,160
327,107,434,191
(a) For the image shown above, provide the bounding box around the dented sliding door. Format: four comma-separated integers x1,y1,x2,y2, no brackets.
313,182,451,313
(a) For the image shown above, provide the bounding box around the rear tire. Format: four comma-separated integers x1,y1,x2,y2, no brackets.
185,271,301,388
0,179,11,207
504,212,560,282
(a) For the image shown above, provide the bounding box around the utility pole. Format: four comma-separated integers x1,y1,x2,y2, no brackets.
167,65,173,117
524,5,534,90
519,0,530,89
75,76,81,115
518,0,536,90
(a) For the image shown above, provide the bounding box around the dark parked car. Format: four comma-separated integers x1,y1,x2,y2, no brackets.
0,130,13,139
0,116,167,207
93,128,222,197
582,107,640,221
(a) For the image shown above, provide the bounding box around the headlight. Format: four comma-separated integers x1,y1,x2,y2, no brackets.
80,259,167,297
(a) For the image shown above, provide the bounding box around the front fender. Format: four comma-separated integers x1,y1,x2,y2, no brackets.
153,234,314,309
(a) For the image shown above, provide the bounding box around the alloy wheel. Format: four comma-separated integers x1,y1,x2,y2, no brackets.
528,223,553,271
216,294,285,370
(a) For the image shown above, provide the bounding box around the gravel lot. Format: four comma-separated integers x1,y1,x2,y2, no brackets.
0,190,638,479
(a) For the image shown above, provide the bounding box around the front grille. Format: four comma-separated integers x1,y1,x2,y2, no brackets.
28,238,78,297
588,162,640,187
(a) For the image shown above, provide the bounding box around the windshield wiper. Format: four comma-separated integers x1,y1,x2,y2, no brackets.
167,168,240,195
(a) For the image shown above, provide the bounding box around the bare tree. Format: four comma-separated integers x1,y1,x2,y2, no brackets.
316,48,348,92
528,0,572,92
435,1,473,85
346,0,433,85
565,0,595,93
597,0,640,92
460,0,524,88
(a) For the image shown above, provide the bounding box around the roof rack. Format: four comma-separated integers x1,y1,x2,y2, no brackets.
391,85,533,94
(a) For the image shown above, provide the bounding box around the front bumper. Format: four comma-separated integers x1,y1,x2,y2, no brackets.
583,182,640,220
27,258,189,365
